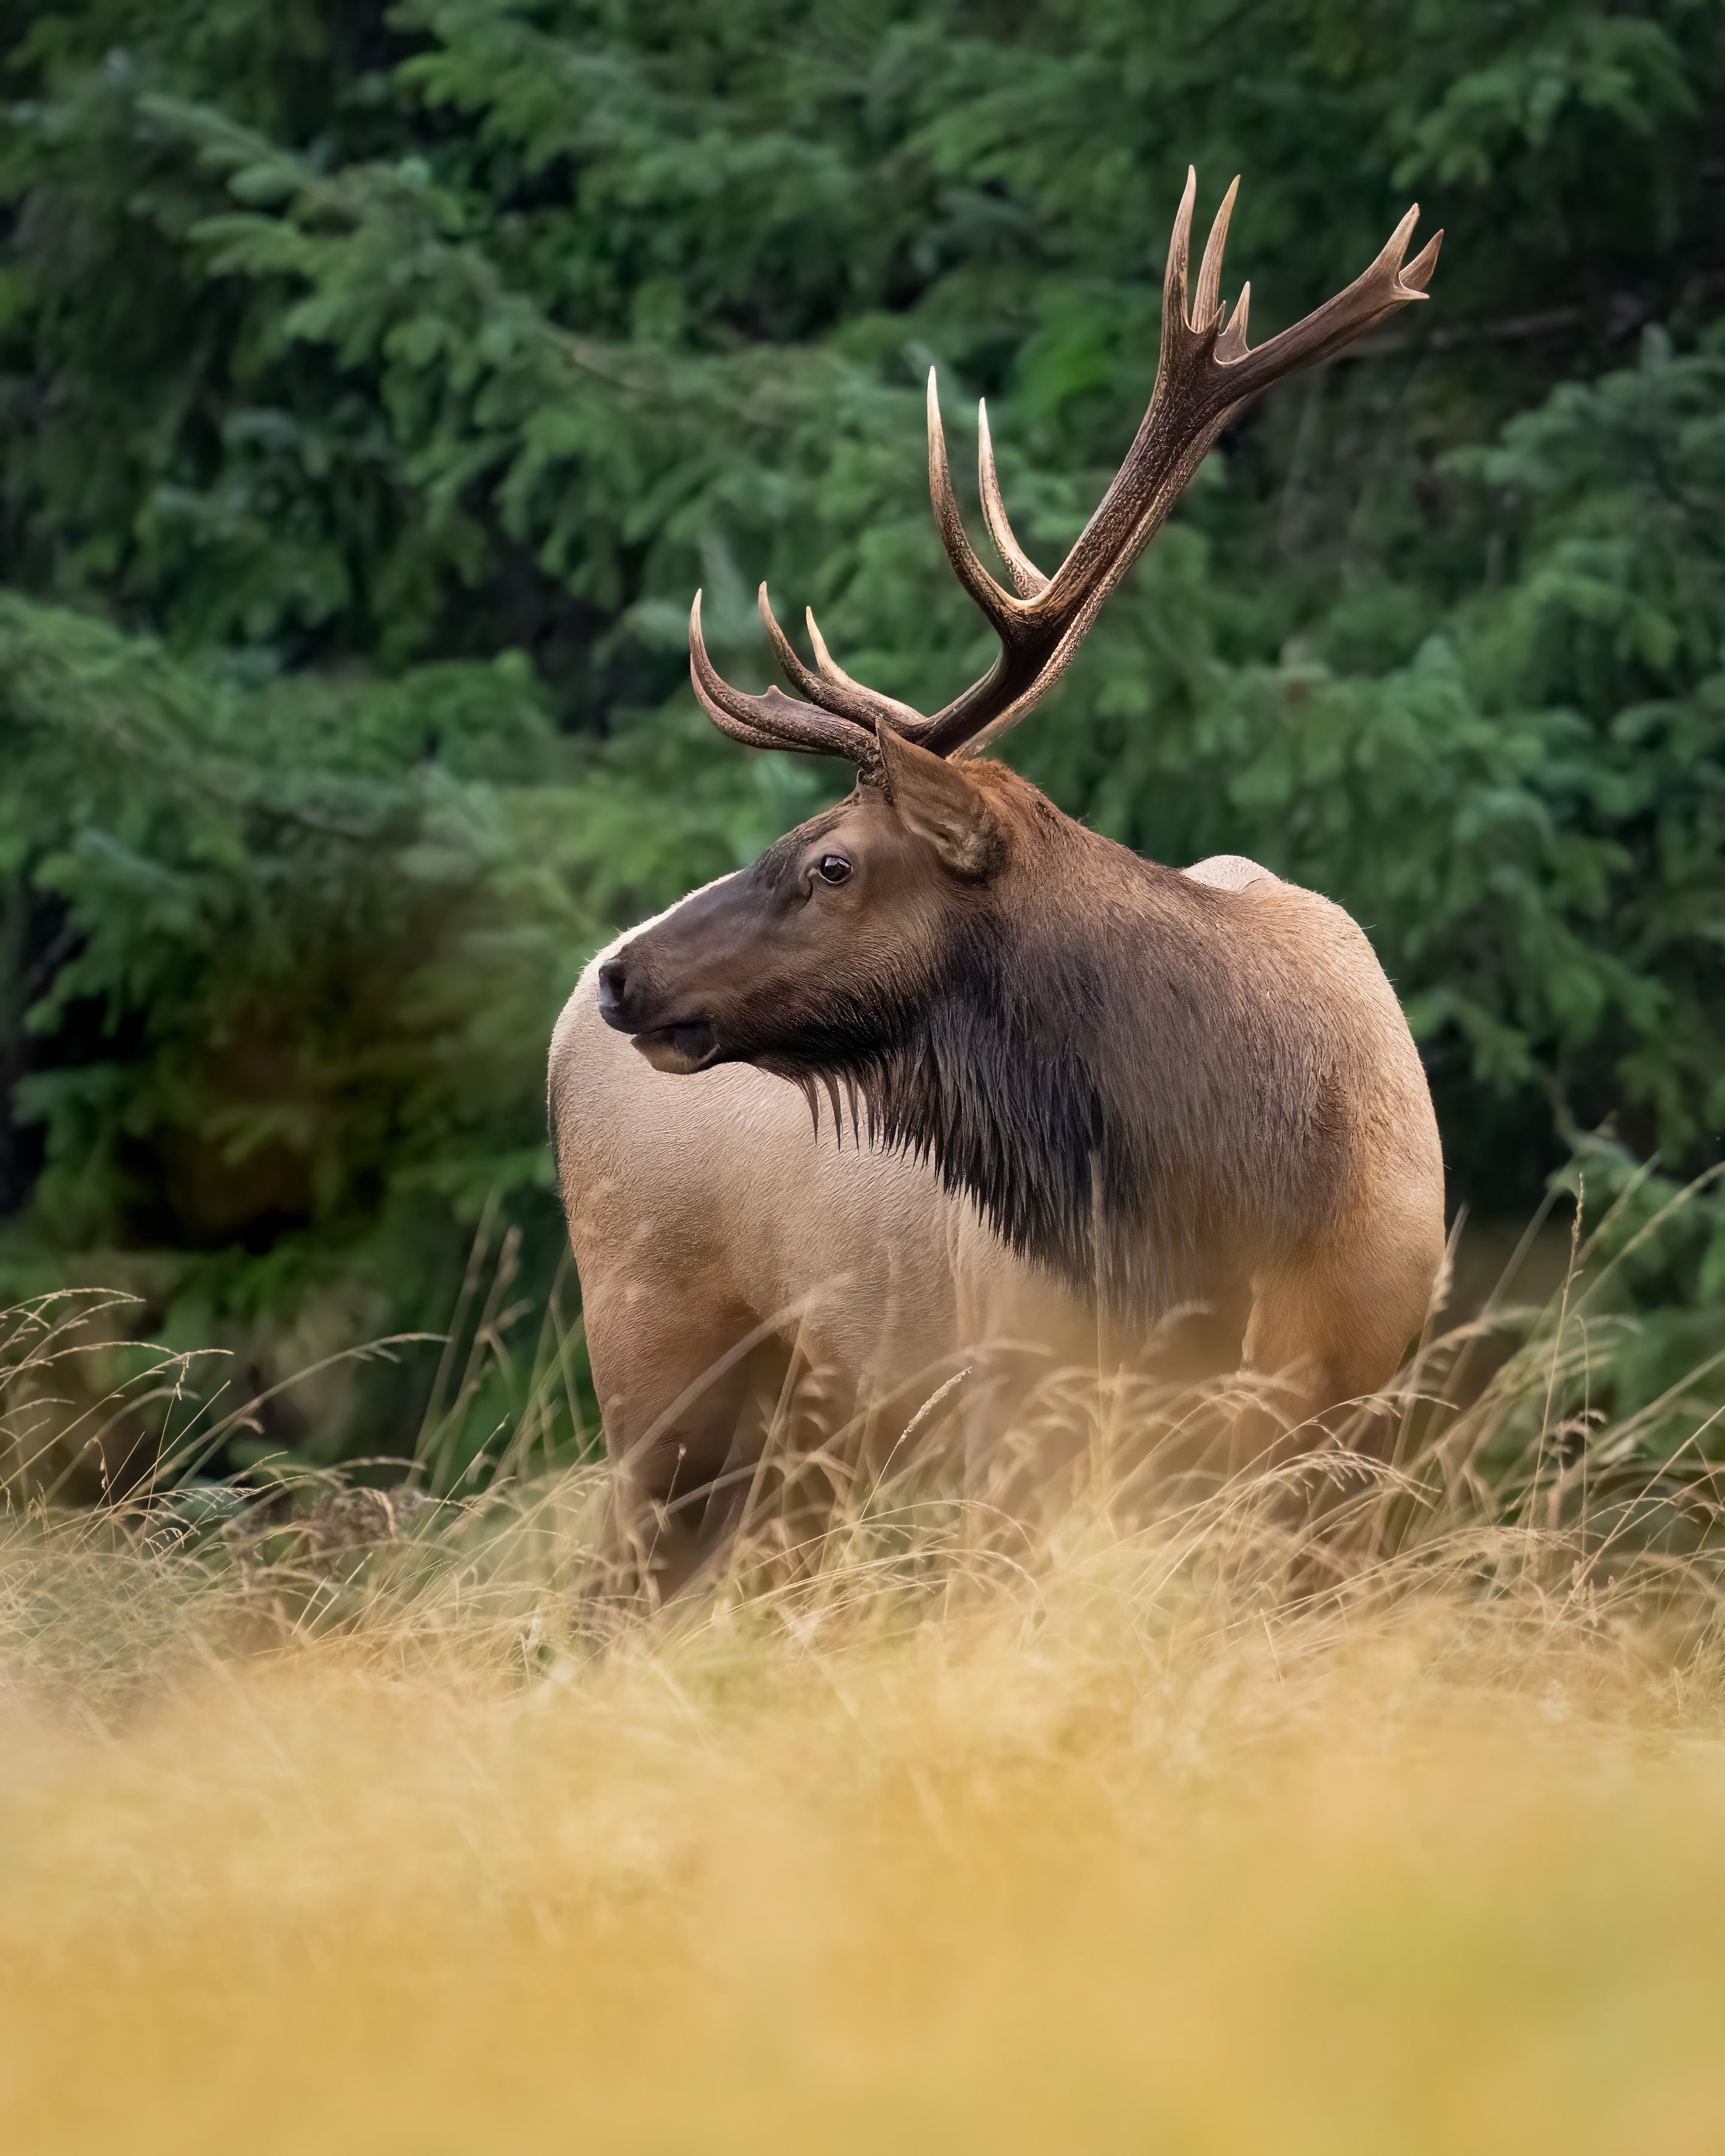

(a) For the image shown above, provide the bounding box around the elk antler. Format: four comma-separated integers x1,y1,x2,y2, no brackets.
689,169,1441,767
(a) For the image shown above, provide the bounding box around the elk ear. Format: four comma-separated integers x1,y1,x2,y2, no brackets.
870,720,1003,879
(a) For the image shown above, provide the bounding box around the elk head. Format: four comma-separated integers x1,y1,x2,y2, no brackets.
597,722,1009,1080
598,171,1440,1094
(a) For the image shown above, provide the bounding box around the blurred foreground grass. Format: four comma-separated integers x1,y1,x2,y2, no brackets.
5,1222,1725,2153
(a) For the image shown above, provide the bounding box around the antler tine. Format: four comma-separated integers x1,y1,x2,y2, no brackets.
754,585,931,737
688,592,879,764
1161,166,1197,347
798,605,936,735
804,607,843,680
1225,203,1440,393
926,370,1022,633
1191,174,1239,334
1215,280,1251,364
977,401,1048,599
1402,229,1443,293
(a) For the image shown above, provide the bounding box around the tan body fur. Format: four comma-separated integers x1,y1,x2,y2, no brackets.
552,842,1443,1586
552,895,1091,1588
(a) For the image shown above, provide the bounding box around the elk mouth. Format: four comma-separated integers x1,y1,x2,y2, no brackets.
630,1017,719,1074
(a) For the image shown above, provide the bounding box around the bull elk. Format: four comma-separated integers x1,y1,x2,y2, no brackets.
552,171,1446,1591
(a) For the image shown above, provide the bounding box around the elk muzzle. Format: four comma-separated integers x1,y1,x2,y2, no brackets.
596,950,720,1074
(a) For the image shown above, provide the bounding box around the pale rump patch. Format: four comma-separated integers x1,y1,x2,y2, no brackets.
1182,854,1273,892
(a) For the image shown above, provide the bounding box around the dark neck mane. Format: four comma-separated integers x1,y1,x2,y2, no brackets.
780,829,1257,1324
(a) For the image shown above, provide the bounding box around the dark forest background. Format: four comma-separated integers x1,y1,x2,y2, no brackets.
4,0,1724,1479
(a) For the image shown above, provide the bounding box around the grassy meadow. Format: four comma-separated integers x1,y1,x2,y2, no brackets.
5,1208,1725,2155
7,10,1725,2146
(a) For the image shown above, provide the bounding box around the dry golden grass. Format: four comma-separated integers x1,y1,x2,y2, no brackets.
5,1233,1725,2154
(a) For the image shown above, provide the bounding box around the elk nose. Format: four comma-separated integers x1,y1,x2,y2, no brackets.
597,958,630,1025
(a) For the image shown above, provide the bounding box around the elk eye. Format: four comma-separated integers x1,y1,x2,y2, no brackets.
815,854,852,886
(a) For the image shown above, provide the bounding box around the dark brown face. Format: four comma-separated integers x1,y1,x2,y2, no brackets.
595,738,1004,1076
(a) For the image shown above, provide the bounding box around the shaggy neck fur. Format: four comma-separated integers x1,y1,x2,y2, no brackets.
759,772,1319,1327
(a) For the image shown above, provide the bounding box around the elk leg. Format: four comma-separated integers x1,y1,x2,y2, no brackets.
1240,1223,1437,1478
583,1283,794,1603
1225,1268,1393,1592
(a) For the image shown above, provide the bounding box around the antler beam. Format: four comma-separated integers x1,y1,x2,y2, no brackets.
689,169,1441,770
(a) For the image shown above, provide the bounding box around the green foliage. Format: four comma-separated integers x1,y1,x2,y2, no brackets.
0,589,819,1459
2,0,1723,1461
